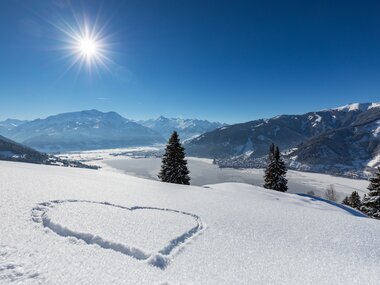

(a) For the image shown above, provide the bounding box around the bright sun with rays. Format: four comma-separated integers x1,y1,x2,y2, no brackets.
78,37,98,57
53,13,113,75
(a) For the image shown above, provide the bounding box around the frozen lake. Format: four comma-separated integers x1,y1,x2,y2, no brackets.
103,157,369,200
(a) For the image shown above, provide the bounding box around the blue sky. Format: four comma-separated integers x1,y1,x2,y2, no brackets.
0,0,379,124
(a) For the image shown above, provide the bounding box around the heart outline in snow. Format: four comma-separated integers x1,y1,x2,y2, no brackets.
31,200,205,269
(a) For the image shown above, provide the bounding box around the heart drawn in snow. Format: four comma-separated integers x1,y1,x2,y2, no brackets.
31,200,205,269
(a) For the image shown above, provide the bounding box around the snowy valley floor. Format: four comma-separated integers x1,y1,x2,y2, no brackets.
1,161,379,284
60,148,369,201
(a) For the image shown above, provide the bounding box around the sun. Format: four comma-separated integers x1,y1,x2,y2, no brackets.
77,37,98,58
52,14,113,75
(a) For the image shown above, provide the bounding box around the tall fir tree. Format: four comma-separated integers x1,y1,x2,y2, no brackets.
263,143,275,189
158,131,190,185
360,167,380,218
263,144,288,192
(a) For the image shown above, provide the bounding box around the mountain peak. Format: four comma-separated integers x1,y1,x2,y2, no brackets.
327,102,380,112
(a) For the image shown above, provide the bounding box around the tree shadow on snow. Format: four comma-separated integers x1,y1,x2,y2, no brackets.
297,194,367,218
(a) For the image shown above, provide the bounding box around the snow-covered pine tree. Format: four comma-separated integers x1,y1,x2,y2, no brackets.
272,146,288,192
158,131,190,185
349,191,361,209
263,144,288,192
263,143,276,189
360,167,380,218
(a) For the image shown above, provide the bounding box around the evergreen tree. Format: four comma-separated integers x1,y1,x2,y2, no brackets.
342,196,350,206
342,191,361,209
263,144,288,192
349,191,361,209
360,167,380,218
263,143,275,189
158,131,190,185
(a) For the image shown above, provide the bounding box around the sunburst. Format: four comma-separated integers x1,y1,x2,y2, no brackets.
52,13,113,75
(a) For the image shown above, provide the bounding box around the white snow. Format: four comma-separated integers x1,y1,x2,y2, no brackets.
371,120,380,137
0,161,379,284
368,102,380,110
308,113,322,127
367,152,380,168
334,103,362,111
330,102,380,112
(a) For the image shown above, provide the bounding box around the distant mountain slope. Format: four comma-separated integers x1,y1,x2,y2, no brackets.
0,134,95,168
186,103,380,177
2,110,165,152
0,119,27,133
286,107,380,176
137,116,226,140
0,134,48,163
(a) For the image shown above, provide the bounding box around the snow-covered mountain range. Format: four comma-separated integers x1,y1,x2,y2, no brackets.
0,110,166,152
0,111,224,152
137,116,226,140
186,103,380,177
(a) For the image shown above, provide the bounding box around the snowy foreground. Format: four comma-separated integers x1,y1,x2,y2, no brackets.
1,161,380,284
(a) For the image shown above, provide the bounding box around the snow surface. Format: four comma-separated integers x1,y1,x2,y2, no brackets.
1,161,379,284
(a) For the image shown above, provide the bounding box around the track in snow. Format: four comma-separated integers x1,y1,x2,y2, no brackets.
31,200,205,270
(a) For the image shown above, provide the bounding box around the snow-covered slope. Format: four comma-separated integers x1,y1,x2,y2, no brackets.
1,161,379,284
138,116,226,140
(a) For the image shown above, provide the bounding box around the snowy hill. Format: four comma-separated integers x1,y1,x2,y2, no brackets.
1,110,165,152
1,161,379,284
186,102,380,177
137,116,226,140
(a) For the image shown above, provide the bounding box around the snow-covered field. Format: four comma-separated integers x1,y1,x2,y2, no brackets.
0,161,379,284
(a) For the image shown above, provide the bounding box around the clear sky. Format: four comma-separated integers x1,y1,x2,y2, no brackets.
0,0,379,124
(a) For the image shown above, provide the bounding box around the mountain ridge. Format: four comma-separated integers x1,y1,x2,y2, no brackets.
186,102,380,177
137,116,226,140
0,110,165,152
